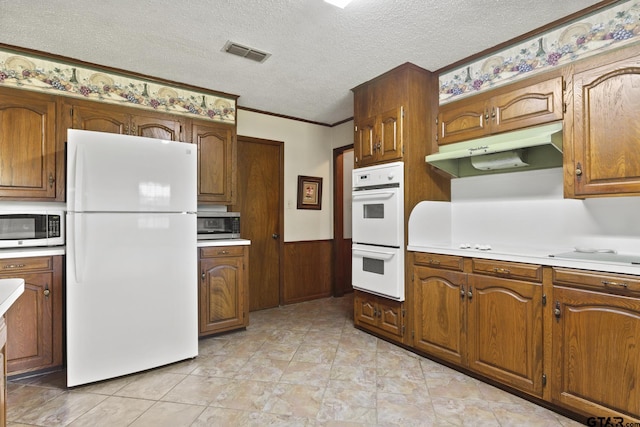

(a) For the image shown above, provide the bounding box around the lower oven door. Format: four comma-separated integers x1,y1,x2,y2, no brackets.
352,243,404,301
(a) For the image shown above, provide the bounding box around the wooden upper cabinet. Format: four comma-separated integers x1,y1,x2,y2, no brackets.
192,120,236,204
569,53,640,197
438,76,564,145
132,113,183,141
0,88,58,200
63,98,185,141
354,106,403,167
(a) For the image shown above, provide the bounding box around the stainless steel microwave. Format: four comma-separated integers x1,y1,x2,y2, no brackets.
197,212,240,240
0,211,65,248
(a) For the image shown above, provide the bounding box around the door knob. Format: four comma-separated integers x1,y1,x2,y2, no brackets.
272,233,279,239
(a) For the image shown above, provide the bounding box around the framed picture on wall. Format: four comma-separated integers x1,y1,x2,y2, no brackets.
297,175,322,210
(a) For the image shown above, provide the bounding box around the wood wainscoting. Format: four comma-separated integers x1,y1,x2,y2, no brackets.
283,240,333,305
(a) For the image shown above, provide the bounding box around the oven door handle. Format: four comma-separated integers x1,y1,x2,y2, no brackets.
352,248,396,260
352,191,396,201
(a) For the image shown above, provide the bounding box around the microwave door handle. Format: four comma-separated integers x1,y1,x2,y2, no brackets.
352,191,395,201
352,248,395,260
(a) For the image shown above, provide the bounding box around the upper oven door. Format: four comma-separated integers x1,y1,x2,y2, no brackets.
352,186,403,247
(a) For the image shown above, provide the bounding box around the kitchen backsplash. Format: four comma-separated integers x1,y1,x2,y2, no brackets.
410,168,640,254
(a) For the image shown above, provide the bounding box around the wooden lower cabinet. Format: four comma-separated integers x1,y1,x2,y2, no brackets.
413,255,545,398
467,274,544,397
413,266,466,366
1,256,63,376
353,290,404,342
198,245,248,336
412,262,544,397
0,316,6,426
551,268,640,421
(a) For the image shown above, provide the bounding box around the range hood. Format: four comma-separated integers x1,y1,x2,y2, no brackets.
426,122,563,178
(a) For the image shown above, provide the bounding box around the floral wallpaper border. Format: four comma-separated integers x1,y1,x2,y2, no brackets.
0,48,236,124
439,0,640,104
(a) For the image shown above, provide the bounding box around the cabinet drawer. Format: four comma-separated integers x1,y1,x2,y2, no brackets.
0,256,53,273
553,267,640,296
200,246,245,258
413,253,464,271
472,259,542,282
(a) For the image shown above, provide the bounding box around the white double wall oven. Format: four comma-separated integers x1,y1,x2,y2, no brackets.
352,161,405,301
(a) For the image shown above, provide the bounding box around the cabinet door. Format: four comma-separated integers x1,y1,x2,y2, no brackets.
467,275,544,397
0,89,57,199
192,121,235,204
492,76,563,135
437,96,488,145
413,266,467,366
132,113,184,141
199,255,245,335
4,272,54,374
377,107,404,163
65,101,129,134
376,298,404,338
354,116,376,167
552,286,640,420
572,56,640,196
354,292,378,329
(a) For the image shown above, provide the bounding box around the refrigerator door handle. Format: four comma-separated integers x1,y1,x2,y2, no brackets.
70,214,85,284
73,143,85,212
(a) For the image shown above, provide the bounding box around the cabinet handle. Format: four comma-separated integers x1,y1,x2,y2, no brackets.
48,173,55,188
44,286,50,297
554,301,561,319
602,280,628,288
484,111,489,122
467,286,473,300
493,267,510,275
429,259,440,265
130,124,137,135
3,263,26,269
491,107,496,121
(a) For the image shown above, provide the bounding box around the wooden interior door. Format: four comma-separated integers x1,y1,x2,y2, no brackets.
233,136,283,311
333,145,353,296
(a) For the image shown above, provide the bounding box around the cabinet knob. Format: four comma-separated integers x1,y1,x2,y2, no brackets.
460,285,465,298
272,234,279,240
43,287,50,297
575,162,583,177
201,271,205,280
467,286,473,300
48,173,55,188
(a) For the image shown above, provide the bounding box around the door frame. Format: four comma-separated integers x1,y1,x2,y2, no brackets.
333,143,354,297
235,135,285,306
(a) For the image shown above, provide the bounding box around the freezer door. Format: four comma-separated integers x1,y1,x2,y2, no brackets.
67,129,196,213
66,212,197,387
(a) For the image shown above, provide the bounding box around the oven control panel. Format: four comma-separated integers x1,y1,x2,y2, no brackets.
353,161,404,189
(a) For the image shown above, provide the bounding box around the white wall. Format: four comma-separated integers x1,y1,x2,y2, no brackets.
426,168,640,254
238,110,353,242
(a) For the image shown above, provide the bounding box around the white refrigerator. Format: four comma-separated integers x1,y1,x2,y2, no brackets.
66,129,198,387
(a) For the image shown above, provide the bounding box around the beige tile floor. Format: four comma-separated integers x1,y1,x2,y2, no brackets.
7,294,583,426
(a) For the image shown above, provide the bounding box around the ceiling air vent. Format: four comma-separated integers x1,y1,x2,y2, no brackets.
223,41,271,63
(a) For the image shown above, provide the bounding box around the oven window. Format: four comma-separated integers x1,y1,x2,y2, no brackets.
363,257,384,275
363,203,384,219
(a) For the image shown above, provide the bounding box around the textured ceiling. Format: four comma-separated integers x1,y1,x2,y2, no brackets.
0,0,606,124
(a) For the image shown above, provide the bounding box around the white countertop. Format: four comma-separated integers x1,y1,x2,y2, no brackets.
0,278,24,317
0,246,66,259
408,243,640,276
197,239,251,247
